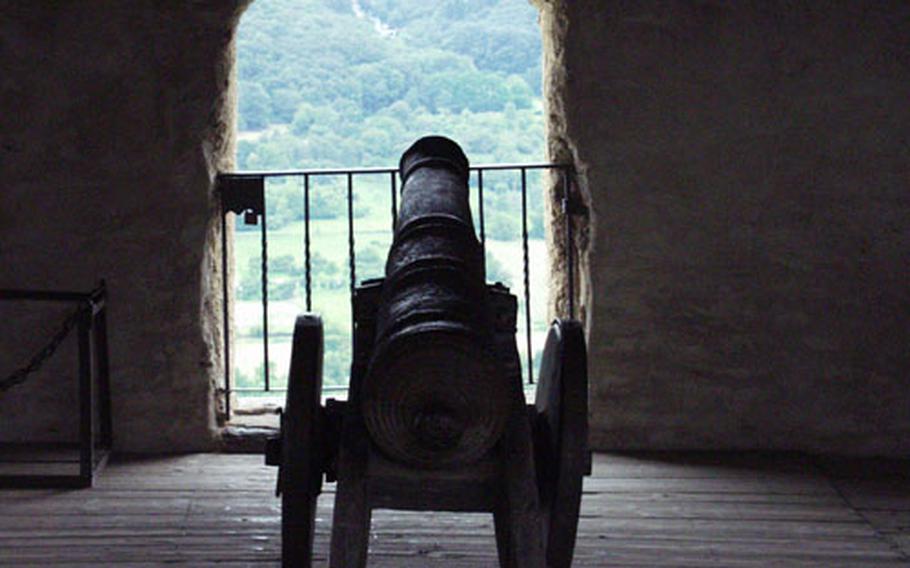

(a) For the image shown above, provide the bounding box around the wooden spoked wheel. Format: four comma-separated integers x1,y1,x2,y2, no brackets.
280,315,325,567
533,319,588,568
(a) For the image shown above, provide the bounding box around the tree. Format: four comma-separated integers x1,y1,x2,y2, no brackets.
270,88,303,124
238,82,272,130
291,102,319,135
486,253,512,287
486,210,520,241
270,255,298,275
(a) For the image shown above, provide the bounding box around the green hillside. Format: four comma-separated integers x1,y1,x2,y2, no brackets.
236,0,545,168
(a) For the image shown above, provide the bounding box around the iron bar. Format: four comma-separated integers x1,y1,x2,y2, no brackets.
261,203,270,392
222,162,565,179
520,168,534,385
221,210,232,417
77,307,94,482
347,173,356,331
304,175,312,312
94,306,113,449
477,169,486,254
390,171,398,231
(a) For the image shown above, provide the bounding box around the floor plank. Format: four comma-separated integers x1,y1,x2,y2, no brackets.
1,452,908,567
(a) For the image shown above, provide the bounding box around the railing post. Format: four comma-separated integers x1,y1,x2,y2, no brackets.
93,292,113,450
261,201,270,392
347,173,356,332
77,303,95,486
221,209,232,418
304,175,312,312
390,171,398,231
520,168,533,385
477,169,486,255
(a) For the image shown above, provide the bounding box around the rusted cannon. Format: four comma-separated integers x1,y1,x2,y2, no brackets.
363,136,509,469
266,136,589,567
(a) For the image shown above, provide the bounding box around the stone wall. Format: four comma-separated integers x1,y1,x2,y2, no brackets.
0,2,247,451
540,0,910,455
3,1,907,456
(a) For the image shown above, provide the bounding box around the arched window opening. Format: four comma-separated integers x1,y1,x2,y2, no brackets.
223,0,564,419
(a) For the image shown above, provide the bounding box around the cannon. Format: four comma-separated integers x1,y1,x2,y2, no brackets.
265,136,589,567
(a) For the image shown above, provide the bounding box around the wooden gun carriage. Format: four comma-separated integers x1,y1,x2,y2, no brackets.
266,136,589,567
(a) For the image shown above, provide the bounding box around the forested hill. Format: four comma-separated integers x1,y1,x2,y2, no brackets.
236,0,544,169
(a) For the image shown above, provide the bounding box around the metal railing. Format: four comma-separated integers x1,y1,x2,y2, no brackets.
0,282,112,488
218,163,576,418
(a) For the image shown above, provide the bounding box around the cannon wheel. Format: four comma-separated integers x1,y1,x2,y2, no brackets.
534,319,588,568
280,315,325,567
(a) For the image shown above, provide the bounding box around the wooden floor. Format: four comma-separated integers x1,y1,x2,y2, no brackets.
1,452,908,567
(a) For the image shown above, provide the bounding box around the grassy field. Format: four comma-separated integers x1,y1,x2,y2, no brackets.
232,174,551,394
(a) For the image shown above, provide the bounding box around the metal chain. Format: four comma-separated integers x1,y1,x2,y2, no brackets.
0,305,84,393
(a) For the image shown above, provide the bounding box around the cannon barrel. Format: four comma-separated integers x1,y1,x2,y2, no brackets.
361,136,511,468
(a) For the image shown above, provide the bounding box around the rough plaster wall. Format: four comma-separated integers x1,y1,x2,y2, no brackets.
544,1,910,455
537,0,595,330
0,2,247,451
